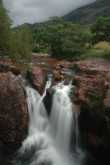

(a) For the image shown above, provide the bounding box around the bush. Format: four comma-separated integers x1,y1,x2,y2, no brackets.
81,48,110,60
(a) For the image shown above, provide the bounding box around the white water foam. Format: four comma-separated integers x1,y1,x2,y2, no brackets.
19,81,83,165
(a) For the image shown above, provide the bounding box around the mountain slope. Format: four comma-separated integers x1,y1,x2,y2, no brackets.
64,0,110,23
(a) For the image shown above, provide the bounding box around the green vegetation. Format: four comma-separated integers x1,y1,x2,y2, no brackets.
82,17,110,59
10,26,33,62
0,2,11,56
32,17,110,59
82,41,110,60
0,2,32,62
0,0,110,61
32,16,110,60
91,17,110,43
33,16,110,60
32,18,91,59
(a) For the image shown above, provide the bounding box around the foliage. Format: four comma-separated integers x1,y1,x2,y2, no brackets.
10,26,33,62
0,2,11,56
32,19,91,59
81,45,110,60
0,3,33,62
91,17,110,43
94,41,110,50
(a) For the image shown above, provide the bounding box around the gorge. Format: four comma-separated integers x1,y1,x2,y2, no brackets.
0,57,110,165
17,82,83,165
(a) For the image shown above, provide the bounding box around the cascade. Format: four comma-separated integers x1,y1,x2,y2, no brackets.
17,80,83,165
50,83,73,153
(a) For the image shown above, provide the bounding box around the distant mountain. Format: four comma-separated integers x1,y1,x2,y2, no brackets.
64,0,110,23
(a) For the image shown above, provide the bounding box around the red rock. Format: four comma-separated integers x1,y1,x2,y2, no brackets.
0,60,21,75
30,66,46,94
74,74,106,105
0,72,28,153
53,70,64,82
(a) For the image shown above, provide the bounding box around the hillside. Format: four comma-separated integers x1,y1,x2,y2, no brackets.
64,0,110,23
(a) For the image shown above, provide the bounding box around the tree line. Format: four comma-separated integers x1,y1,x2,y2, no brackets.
32,17,110,59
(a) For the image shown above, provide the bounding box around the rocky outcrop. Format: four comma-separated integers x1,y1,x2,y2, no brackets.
27,66,46,94
0,59,21,75
0,72,28,155
73,59,110,108
73,59,110,164
7,56,109,165
79,104,110,164
74,74,107,107
21,55,110,164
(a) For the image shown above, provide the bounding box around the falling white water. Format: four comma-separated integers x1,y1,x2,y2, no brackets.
42,74,52,99
26,76,52,135
50,83,73,153
26,87,48,135
18,81,83,165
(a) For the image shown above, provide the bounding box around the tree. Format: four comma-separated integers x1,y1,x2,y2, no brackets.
32,18,91,59
46,22,88,59
91,17,110,43
0,2,11,56
0,2,33,62
10,26,33,62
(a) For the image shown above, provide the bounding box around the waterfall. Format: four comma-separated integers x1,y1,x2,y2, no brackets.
42,74,52,99
50,83,73,153
18,81,83,165
26,76,52,135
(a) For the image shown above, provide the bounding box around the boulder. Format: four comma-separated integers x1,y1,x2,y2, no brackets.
0,72,28,154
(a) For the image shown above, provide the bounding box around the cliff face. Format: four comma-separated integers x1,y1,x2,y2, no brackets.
1,57,110,164
64,0,110,23
73,59,110,163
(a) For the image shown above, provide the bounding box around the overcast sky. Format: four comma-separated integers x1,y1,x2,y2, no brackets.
3,0,95,26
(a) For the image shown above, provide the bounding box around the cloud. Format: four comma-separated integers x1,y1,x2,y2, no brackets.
3,0,95,26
